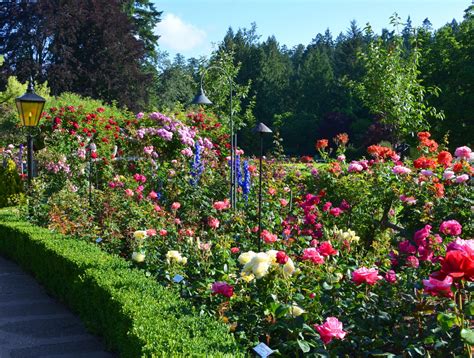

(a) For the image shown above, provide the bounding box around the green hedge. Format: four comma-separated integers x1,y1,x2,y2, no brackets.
0,208,243,357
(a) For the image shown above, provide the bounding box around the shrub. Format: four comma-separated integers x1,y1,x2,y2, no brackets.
0,208,242,357
0,159,24,207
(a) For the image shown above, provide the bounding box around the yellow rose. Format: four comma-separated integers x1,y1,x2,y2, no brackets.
282,258,295,277
133,230,148,240
240,271,255,283
238,251,256,265
266,250,279,265
131,252,145,263
288,305,305,317
253,262,270,279
253,252,270,264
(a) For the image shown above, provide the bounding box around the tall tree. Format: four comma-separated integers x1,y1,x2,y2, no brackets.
0,0,161,110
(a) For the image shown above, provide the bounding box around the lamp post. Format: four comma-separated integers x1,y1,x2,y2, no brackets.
253,122,272,251
191,66,238,209
15,81,46,183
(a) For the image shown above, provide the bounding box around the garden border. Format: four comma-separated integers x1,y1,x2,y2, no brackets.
0,208,243,357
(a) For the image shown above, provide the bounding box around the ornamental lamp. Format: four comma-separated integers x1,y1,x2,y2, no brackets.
15,82,46,127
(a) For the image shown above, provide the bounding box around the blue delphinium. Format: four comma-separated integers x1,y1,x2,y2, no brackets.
240,160,251,200
235,154,242,187
190,142,204,186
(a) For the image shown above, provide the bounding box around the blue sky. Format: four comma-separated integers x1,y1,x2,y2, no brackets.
154,0,470,59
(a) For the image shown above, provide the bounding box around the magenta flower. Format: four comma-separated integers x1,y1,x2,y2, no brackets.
384,270,397,283
439,220,462,236
314,317,347,345
392,165,411,175
455,174,469,183
211,281,234,298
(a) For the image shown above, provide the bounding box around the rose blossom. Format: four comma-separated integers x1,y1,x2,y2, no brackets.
230,247,240,254
276,251,289,264
314,317,347,345
439,220,462,236
124,188,134,197
455,174,469,183
392,165,412,175
441,250,474,280
211,281,234,298
348,162,363,173
351,267,383,285
279,198,289,207
399,240,416,254
261,230,277,244
443,170,455,180
171,202,181,211
148,191,158,200
406,255,419,268
385,270,397,283
318,242,338,256
447,238,474,256
302,248,324,264
213,199,231,211
208,217,220,229
423,275,453,297
454,146,472,160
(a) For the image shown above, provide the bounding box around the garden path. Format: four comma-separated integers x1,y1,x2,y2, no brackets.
0,256,115,358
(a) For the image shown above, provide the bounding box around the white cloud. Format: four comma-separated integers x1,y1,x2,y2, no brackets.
155,13,207,52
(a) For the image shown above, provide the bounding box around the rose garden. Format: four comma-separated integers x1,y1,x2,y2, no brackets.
0,2,473,357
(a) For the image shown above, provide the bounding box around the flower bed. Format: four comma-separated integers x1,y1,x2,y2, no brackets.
0,208,242,357
2,96,473,356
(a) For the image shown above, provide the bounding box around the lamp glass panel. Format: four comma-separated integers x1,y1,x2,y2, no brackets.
17,101,44,127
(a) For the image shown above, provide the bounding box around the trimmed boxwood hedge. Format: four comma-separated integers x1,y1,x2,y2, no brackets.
0,208,244,357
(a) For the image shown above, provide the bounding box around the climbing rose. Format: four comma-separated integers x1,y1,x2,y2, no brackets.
213,199,231,210
351,267,383,285
261,230,277,244
314,317,347,345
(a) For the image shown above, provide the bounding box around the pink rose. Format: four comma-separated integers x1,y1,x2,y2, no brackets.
447,238,474,256
351,267,382,285
153,204,161,212
171,202,181,211
329,207,343,217
230,247,240,254
392,165,412,175
454,146,472,160
398,240,416,254
268,188,277,196
314,317,347,345
211,281,234,298
208,217,220,229
455,174,469,183
279,198,289,207
124,188,134,197
443,170,455,180
159,229,167,236
213,199,231,211
146,229,157,236
414,225,432,246
302,248,324,264
423,275,453,297
384,270,397,283
406,255,419,268
439,220,462,236
148,191,158,200
348,162,363,173
143,146,154,155
322,202,332,212
261,229,277,244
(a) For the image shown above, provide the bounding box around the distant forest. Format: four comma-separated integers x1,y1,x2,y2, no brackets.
1,1,472,156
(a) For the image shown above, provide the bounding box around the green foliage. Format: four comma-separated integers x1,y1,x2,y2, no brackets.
0,208,242,357
0,159,24,207
350,15,444,141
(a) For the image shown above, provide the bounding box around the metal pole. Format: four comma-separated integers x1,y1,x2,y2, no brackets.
257,133,263,251
27,132,33,183
89,157,92,206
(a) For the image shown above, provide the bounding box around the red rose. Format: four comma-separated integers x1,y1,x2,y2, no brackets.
441,250,474,280
211,281,234,298
318,241,338,256
276,251,289,264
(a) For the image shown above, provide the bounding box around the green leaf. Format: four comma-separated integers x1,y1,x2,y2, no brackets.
465,301,474,316
460,329,474,345
297,339,310,353
437,313,459,331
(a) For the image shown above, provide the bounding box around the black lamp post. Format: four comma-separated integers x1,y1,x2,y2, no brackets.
192,66,238,209
253,122,272,251
15,81,46,183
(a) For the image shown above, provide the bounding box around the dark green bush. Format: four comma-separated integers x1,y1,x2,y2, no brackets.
0,208,243,357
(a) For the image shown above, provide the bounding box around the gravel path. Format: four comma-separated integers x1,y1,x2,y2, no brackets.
0,256,116,358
